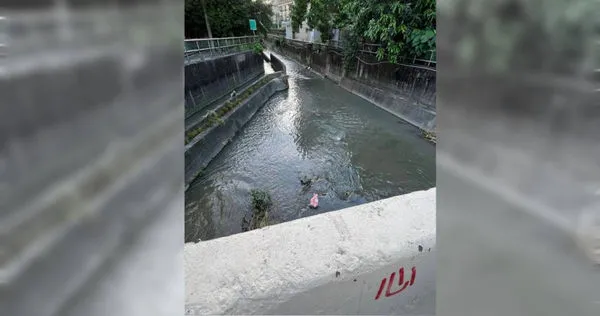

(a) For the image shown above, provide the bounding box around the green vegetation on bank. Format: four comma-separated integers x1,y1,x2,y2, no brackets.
231,42,264,54
252,42,264,54
185,75,274,145
291,0,435,64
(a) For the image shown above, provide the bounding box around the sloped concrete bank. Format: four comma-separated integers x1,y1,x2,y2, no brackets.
185,188,436,315
268,41,436,132
340,77,436,131
185,73,289,187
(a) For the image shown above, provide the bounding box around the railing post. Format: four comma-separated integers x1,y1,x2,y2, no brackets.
428,50,434,68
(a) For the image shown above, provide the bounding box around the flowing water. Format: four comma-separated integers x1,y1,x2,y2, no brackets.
185,53,435,242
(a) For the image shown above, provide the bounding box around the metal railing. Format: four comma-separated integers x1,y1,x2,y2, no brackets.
360,43,436,67
184,36,260,62
267,34,436,68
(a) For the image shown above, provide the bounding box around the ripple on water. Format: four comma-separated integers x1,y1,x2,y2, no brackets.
185,55,435,242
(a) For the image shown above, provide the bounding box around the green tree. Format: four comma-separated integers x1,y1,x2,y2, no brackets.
250,0,274,35
291,0,309,34
306,0,436,63
338,0,435,62
185,0,273,38
305,0,341,43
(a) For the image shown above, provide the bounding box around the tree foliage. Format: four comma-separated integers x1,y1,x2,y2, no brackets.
338,0,436,62
185,0,436,62
297,0,436,62
305,0,341,43
371,0,435,62
291,0,309,33
185,0,273,38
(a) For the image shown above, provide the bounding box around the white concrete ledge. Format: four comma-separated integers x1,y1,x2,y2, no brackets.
185,188,436,315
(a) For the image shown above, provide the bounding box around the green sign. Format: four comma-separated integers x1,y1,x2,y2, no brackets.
249,19,257,31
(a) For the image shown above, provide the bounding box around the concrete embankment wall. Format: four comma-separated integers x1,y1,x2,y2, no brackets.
340,77,436,131
270,40,436,132
270,52,287,73
185,51,264,118
185,73,289,187
185,188,436,315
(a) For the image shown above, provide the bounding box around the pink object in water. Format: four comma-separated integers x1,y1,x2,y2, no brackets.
309,193,319,208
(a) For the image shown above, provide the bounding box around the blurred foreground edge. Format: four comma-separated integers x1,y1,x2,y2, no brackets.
1,2,184,316
437,0,600,316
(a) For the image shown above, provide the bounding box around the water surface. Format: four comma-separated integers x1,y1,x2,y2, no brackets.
185,54,435,242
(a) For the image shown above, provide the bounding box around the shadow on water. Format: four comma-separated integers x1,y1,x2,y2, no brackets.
185,54,435,242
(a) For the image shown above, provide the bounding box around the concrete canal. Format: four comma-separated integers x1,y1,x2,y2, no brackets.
185,53,435,242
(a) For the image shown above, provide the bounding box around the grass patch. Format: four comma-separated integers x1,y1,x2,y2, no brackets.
185,126,206,144
242,189,274,231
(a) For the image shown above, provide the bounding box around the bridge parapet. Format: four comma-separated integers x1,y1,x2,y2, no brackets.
185,188,436,315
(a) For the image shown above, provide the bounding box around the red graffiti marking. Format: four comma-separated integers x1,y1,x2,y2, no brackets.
374,266,416,300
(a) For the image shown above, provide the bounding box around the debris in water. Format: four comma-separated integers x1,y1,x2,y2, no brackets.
309,193,319,209
300,176,312,186
422,130,437,144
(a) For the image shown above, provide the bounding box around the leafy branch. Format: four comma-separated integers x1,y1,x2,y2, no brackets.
291,0,309,33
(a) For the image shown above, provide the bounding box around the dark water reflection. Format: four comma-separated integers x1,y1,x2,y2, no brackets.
185,53,435,242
